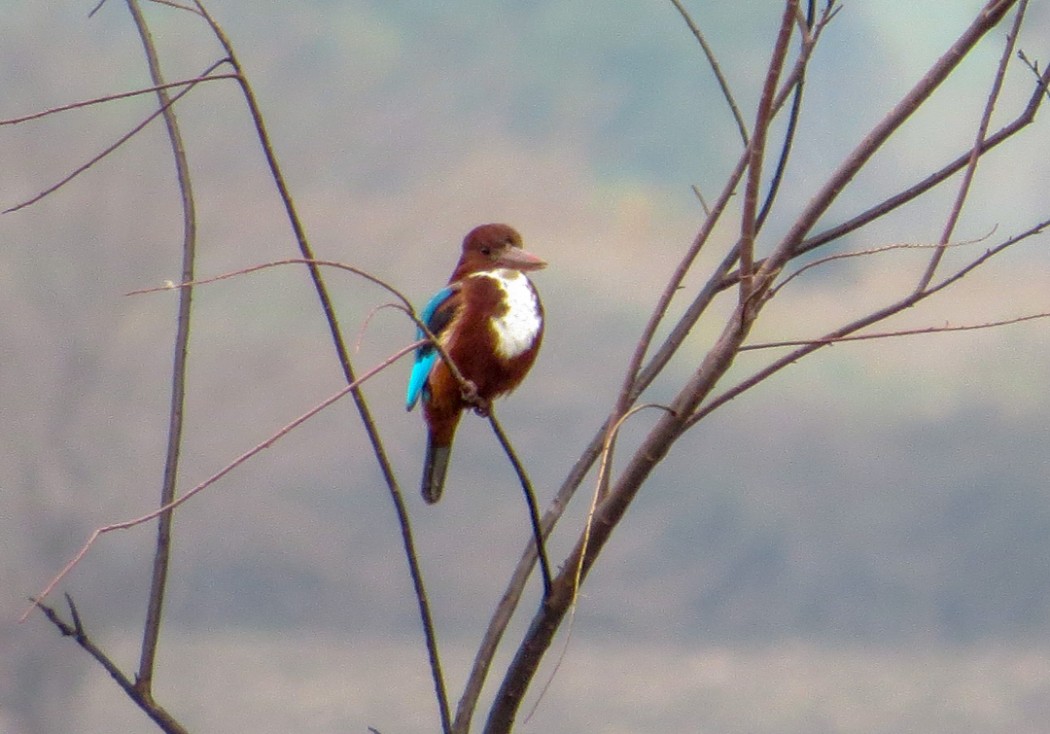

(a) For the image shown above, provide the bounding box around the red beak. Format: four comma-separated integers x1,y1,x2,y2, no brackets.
497,246,547,272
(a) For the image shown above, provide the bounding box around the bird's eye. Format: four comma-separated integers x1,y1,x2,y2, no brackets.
480,246,492,256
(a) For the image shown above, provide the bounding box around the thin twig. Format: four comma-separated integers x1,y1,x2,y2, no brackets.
754,0,1020,292
21,343,420,622
0,71,236,126
740,0,798,302
127,257,413,309
521,403,674,724
691,216,1049,427
756,0,817,230
1017,49,1050,100
34,595,190,734
190,4,452,729
124,0,197,696
487,412,552,598
667,0,749,145
2,59,230,214
915,0,1026,291
148,0,203,13
775,59,1050,270
773,234,992,295
741,312,1050,351
690,184,711,216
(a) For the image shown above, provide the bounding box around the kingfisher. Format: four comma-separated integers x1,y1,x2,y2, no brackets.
406,223,546,503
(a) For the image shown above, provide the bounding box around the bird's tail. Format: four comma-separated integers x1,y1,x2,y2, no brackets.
422,436,452,504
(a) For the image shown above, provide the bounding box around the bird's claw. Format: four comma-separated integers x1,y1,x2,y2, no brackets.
461,380,490,416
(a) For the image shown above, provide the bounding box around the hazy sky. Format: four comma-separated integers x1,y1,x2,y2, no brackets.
4,2,1050,732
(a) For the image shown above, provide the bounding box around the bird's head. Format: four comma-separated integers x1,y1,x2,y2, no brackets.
452,223,547,280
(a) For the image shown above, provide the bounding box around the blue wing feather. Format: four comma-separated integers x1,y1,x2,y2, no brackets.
405,352,437,411
406,286,456,410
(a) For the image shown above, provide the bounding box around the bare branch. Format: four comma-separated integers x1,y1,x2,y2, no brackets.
0,71,235,126
35,595,190,734
756,0,820,230
773,232,994,295
740,0,798,301
2,60,230,214
189,3,452,726
21,343,419,622
148,0,203,13
916,0,1027,291
783,59,1050,266
692,216,1049,427
742,312,1050,352
755,0,1020,289
487,412,553,598
482,6,1028,726
123,0,198,696
667,0,749,145
127,257,415,312
1017,49,1050,100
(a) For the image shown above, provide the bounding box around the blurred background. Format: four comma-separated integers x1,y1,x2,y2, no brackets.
3,2,1050,732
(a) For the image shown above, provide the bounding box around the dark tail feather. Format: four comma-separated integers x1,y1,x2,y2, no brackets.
422,438,452,504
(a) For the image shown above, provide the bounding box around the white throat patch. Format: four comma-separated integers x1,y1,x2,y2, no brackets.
473,270,542,359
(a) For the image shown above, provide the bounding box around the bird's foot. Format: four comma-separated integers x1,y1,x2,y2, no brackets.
460,380,490,416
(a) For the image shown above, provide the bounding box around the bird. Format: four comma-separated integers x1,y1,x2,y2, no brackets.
406,223,546,503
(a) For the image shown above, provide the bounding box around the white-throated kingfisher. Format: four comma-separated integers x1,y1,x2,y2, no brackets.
406,223,546,503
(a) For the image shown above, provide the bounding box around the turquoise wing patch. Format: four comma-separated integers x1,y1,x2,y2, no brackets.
405,286,455,411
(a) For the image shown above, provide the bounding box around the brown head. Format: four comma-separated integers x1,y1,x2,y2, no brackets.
450,223,547,282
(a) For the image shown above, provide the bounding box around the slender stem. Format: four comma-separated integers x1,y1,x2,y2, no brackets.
191,3,450,728
37,595,190,734
717,58,1050,289
756,0,816,230
0,71,236,126
124,0,196,696
487,412,552,597
461,7,830,723
485,306,755,732
667,0,749,145
757,0,1019,287
2,60,227,214
692,216,1050,428
453,422,605,733
740,312,1050,351
23,346,418,622
740,0,797,300
482,4,1023,726
916,0,1026,291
